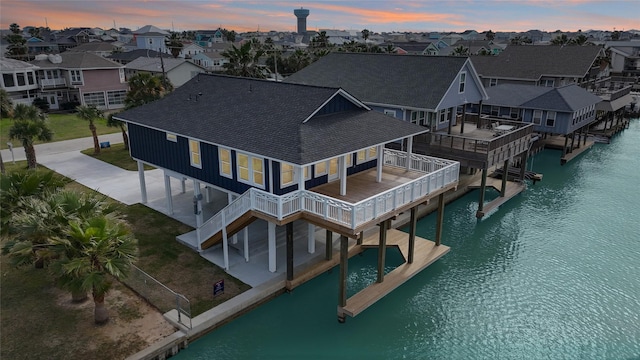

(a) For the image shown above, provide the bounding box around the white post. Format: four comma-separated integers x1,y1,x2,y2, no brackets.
193,180,203,228
268,222,276,272
340,155,347,196
204,185,211,203
307,223,315,253
164,172,173,215
406,137,413,171
137,161,147,203
229,193,238,244
298,165,305,191
243,228,249,262
181,177,186,194
221,211,229,271
376,145,383,183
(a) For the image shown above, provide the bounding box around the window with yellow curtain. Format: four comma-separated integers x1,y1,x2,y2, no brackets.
219,148,231,178
189,139,201,168
252,157,264,186
237,153,249,181
315,161,327,176
281,163,294,187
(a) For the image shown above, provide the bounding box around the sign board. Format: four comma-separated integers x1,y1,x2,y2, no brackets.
213,279,224,296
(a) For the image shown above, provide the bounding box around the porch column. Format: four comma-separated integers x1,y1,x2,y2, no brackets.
476,100,483,129
435,193,445,246
570,131,576,153
307,223,316,254
137,161,147,204
460,105,467,135
519,150,529,181
286,223,294,281
476,167,487,218
582,126,588,146
501,159,509,197
181,178,186,194
268,222,276,272
406,137,413,171
221,211,229,271
576,130,582,149
164,172,173,215
298,165,305,191
204,186,210,203
243,228,249,262
376,145,383,183
447,107,453,135
377,220,388,283
340,155,347,196
325,230,333,260
338,235,348,323
408,207,417,264
228,193,237,244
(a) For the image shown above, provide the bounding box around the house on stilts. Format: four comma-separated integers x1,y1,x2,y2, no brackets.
115,74,460,321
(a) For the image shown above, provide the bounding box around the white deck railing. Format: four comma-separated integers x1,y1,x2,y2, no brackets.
197,150,459,248
40,78,66,89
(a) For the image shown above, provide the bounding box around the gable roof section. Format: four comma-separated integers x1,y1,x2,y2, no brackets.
471,45,603,80
29,52,123,69
108,49,172,62
285,53,468,110
116,74,427,165
133,25,169,36
125,57,205,72
485,83,601,111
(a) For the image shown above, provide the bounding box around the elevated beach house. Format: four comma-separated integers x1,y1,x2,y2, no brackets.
286,53,534,218
115,75,459,315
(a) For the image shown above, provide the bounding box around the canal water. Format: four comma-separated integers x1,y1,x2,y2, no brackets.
175,119,640,359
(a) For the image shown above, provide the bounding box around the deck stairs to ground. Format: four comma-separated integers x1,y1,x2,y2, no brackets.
200,212,258,250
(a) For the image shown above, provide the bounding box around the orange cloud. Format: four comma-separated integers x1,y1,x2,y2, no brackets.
309,2,465,26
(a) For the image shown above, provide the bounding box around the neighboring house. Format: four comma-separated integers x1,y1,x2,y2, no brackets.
438,40,505,56
285,53,487,133
482,83,602,135
50,27,93,51
195,29,224,47
605,41,640,77
66,42,121,57
384,42,433,55
192,52,228,71
471,45,607,88
125,57,205,87
107,49,172,65
133,25,169,53
115,74,459,281
26,37,59,54
179,42,205,58
29,52,127,111
0,57,40,106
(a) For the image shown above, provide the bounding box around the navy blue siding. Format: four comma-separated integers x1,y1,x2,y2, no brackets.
315,95,360,116
128,123,269,194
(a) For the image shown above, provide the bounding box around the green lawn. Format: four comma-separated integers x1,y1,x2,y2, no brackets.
0,113,119,150
81,143,154,171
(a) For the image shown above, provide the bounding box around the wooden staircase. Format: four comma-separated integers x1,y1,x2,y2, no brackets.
200,211,258,250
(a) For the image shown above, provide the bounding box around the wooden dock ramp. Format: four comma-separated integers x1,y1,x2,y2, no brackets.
338,229,449,319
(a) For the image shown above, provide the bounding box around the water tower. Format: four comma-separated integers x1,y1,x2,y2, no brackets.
294,8,309,34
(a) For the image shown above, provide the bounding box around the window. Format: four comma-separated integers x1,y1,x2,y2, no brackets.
219,148,231,178
510,108,519,119
315,161,327,177
384,109,396,117
546,111,556,127
2,74,14,87
489,78,498,87
166,133,177,142
357,147,377,164
16,73,26,86
458,71,466,93
490,106,499,116
119,68,125,83
189,139,201,168
281,163,294,187
28,72,35,85
70,70,83,85
533,110,542,125
329,158,338,178
236,153,264,187
439,109,448,123
83,92,106,107
410,111,426,125
107,90,126,106
540,79,554,87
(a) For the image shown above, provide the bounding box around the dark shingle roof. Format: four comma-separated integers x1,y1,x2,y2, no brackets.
284,53,467,110
485,84,601,111
116,74,427,165
471,45,603,80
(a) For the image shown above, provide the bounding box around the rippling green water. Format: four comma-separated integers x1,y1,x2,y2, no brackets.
175,119,640,360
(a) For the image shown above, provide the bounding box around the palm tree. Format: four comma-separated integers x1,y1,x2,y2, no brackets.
551,34,569,46
221,41,266,78
75,105,104,154
59,215,137,324
1,89,13,118
287,49,311,74
384,44,396,54
361,29,370,41
165,32,183,58
9,104,53,169
107,113,129,150
451,45,470,56
124,72,168,109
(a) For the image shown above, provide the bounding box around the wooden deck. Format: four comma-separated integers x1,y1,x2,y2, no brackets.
541,135,595,165
469,177,526,218
338,229,449,319
310,166,424,203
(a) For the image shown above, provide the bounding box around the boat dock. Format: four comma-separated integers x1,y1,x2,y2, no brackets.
338,229,449,320
469,176,526,217
541,135,595,165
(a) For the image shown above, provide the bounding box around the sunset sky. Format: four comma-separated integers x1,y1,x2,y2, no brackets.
1,0,637,34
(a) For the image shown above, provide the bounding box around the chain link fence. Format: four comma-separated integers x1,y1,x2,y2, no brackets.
125,265,192,329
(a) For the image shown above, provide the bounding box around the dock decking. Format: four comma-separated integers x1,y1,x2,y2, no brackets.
469,177,526,218
338,229,449,319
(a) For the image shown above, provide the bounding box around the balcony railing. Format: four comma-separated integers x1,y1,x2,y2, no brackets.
40,78,67,89
197,150,459,248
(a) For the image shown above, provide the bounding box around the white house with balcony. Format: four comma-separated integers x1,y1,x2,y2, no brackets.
0,57,40,106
